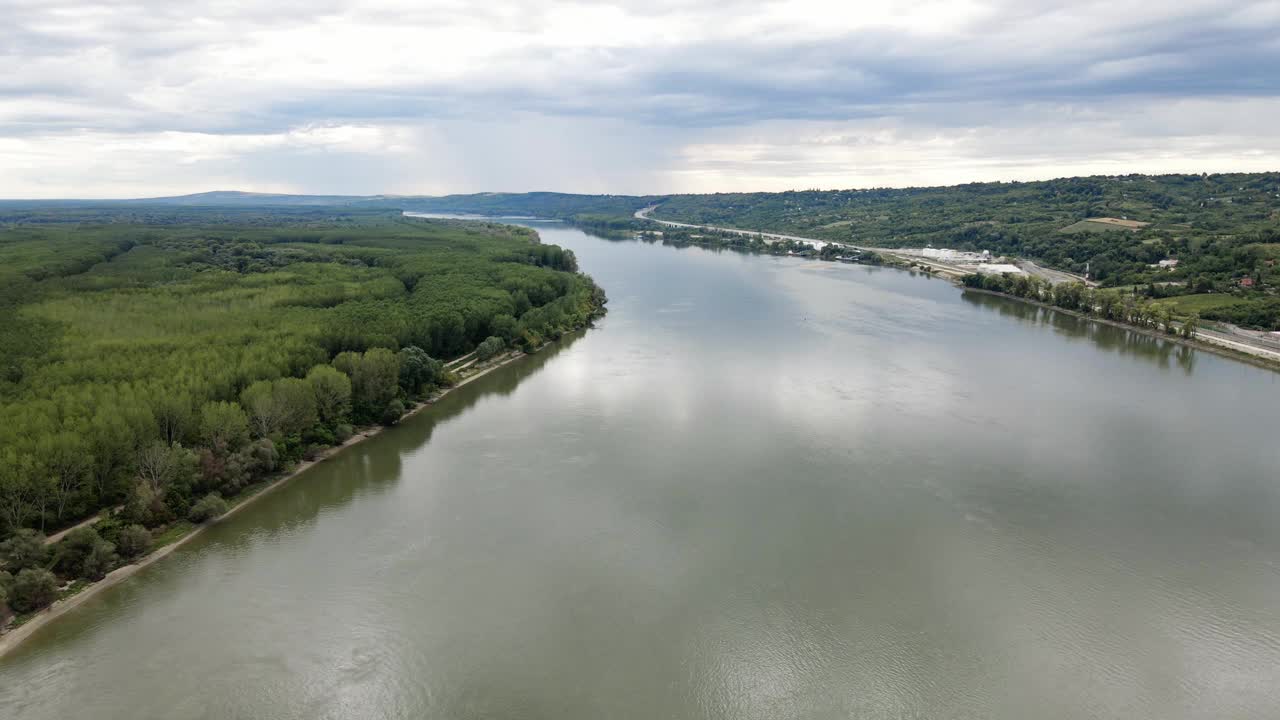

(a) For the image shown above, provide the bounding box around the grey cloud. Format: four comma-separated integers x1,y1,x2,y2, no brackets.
3,0,1278,135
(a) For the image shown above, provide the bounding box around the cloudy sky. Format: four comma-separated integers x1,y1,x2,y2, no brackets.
3,0,1279,197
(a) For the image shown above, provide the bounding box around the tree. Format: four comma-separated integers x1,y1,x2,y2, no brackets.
199,401,250,451
153,393,193,446
489,314,518,343
136,441,197,498
306,365,352,426
240,380,285,438
8,568,58,613
397,346,442,396
0,528,48,571
40,432,91,523
81,538,118,580
0,451,39,533
240,378,318,437
1182,312,1199,339
274,378,319,436
337,348,402,422
475,336,505,361
381,398,406,426
115,524,152,559
188,493,229,523
56,526,116,580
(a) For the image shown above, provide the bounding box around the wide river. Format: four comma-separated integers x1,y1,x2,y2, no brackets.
3,222,1280,719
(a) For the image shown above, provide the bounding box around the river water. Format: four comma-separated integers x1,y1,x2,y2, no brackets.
3,222,1280,719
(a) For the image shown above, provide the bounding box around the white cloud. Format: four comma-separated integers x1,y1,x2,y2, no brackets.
0,0,1277,196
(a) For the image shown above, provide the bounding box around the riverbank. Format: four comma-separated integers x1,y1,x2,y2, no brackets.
962,286,1280,372
0,346,538,661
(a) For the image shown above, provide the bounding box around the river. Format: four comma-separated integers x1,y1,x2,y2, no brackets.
2,221,1279,719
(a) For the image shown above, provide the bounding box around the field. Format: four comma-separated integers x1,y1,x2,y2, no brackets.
1058,218,1150,234
1150,293,1253,314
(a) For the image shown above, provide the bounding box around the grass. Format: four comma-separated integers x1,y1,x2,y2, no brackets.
1058,219,1145,234
151,521,197,550
1151,293,1249,314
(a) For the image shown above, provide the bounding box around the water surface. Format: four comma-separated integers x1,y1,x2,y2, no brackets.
3,223,1279,719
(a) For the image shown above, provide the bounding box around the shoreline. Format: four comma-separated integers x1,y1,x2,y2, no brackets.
637,210,1279,368
962,286,1280,372
0,347,535,661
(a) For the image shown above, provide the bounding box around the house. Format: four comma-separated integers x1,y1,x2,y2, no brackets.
1239,277,1255,288
1157,258,1179,269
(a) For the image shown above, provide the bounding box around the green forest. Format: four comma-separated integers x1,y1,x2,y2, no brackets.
0,209,604,616
17,174,1277,332
644,174,1280,329
300,174,1278,329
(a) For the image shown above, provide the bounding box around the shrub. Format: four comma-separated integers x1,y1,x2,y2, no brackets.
0,570,11,612
381,398,406,426
81,540,118,580
56,527,116,580
188,493,229,524
115,524,152,559
475,335,506,361
0,528,49,572
334,423,355,444
9,568,58,613
93,517,123,545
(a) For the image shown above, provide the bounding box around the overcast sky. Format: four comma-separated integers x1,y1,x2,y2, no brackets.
3,0,1279,198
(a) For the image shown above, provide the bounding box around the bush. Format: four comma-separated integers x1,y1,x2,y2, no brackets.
334,423,354,444
475,335,506,361
115,524,152,559
0,528,49,572
93,517,123,545
56,527,116,580
9,568,58,613
0,570,11,612
188,493,229,524
381,398,406,426
81,540,118,580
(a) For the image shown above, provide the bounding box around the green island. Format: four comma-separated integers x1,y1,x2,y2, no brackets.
0,209,605,630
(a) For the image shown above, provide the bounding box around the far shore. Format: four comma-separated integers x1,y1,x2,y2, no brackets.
0,347,533,661
961,286,1280,372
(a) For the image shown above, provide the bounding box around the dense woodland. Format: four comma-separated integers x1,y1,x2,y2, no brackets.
24,176,1277,331
349,175,1280,329
646,174,1280,329
0,210,604,616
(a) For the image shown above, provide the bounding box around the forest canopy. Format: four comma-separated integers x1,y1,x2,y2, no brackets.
0,209,604,549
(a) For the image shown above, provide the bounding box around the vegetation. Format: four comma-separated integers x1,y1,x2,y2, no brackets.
646,174,1280,329
5,568,58,614
0,208,605,616
188,494,229,524
16,174,1278,327
962,273,1199,340
475,336,506,361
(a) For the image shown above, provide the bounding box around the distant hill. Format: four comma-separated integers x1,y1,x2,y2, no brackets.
125,191,370,206
0,190,662,218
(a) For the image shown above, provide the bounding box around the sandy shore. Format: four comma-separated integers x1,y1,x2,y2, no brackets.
0,348,530,660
